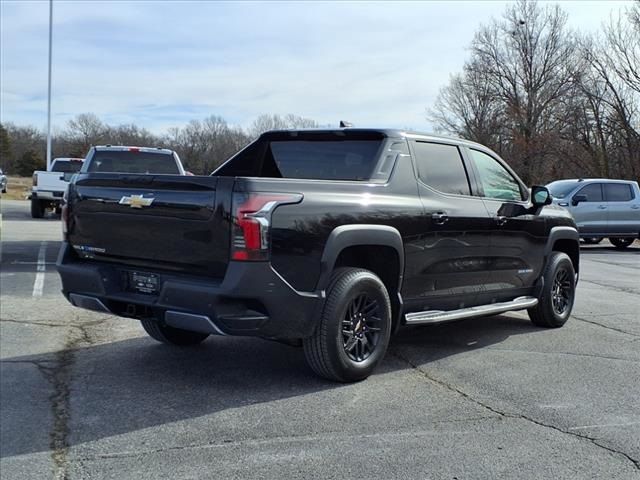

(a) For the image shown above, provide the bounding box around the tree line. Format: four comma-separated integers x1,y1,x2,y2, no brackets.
0,113,319,176
429,0,640,185
1,0,638,184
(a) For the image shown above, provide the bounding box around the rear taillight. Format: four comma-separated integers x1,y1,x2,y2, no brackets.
231,192,302,261
32,172,38,187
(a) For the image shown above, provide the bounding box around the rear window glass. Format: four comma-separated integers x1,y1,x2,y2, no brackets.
88,152,179,174
51,160,83,173
267,141,381,180
214,135,384,181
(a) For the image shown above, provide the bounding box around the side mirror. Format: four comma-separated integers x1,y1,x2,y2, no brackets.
531,186,552,207
572,194,587,206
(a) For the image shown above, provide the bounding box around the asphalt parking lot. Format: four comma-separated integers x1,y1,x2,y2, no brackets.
1,198,639,479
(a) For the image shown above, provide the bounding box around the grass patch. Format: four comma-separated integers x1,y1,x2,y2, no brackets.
1,176,32,201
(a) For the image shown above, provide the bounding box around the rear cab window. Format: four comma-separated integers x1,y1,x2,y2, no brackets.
87,150,180,174
213,131,388,181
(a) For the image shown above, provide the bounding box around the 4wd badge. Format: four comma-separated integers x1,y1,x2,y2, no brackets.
119,194,154,208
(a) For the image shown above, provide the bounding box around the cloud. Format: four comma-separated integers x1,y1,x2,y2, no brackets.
1,0,633,133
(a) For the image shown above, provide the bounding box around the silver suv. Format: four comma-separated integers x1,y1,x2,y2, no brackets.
547,178,640,248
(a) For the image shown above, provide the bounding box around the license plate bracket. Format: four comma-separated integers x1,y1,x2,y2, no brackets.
129,271,160,294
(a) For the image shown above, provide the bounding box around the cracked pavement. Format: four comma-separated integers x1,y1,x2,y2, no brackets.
1,199,639,479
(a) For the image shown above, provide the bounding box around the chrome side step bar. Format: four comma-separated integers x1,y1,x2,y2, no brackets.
405,296,538,325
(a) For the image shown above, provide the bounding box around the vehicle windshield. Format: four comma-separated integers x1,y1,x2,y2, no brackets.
51,160,83,173
87,151,180,174
547,180,579,199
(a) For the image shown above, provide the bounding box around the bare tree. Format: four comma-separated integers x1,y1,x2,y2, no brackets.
428,58,505,152
602,3,640,95
248,113,319,139
469,0,578,183
63,113,108,155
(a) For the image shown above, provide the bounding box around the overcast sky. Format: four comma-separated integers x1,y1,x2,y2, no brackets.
0,0,634,133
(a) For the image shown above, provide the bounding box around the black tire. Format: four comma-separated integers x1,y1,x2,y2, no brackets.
140,318,209,346
609,237,634,249
528,252,575,328
303,268,392,382
582,237,602,245
30,198,44,218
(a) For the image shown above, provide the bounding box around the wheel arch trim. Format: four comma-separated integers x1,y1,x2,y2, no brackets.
316,224,405,293
545,226,580,275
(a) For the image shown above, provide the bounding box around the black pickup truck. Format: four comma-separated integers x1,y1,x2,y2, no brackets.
57,129,580,382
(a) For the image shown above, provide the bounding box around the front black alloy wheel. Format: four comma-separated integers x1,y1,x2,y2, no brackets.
550,268,572,316
528,252,575,328
304,268,392,382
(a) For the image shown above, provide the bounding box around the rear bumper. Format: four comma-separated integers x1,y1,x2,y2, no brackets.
32,190,64,202
56,242,323,339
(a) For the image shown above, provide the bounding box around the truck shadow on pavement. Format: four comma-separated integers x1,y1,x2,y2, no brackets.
0,313,542,459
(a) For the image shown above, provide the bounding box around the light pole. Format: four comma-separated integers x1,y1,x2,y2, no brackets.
46,0,53,170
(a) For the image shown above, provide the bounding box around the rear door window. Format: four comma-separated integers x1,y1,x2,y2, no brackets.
411,141,471,195
604,183,633,202
88,152,180,174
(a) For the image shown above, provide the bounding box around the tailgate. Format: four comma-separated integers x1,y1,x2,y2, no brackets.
36,172,68,191
67,173,232,277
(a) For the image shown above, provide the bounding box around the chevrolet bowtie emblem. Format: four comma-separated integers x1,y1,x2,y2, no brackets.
119,194,154,208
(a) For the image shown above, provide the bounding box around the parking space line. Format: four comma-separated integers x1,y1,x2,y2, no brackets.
32,241,47,297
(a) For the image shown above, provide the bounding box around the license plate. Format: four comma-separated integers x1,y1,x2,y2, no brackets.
130,271,160,294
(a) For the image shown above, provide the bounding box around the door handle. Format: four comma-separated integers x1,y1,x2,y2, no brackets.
597,205,607,209
431,212,449,225
631,205,640,210
494,216,508,226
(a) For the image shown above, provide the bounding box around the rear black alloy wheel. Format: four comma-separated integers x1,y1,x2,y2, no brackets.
342,293,383,362
528,251,575,328
304,268,392,382
141,318,209,346
609,237,634,249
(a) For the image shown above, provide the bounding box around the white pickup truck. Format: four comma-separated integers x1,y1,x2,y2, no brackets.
31,158,84,218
